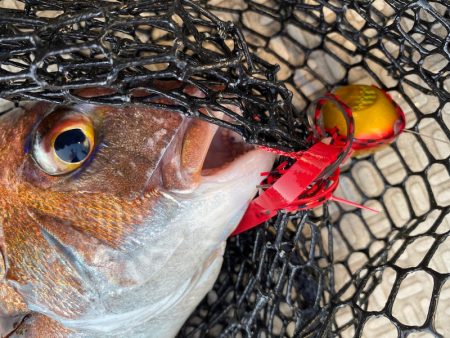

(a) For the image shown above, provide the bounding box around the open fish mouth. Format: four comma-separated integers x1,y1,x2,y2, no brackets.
201,127,255,176
172,106,263,190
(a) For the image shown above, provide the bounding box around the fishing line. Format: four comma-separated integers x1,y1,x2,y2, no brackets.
403,129,450,145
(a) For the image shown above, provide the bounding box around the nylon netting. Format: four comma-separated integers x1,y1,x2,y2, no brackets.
0,0,449,337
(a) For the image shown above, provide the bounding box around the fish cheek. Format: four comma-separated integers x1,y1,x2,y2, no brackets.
0,104,47,184
70,149,161,197
66,107,184,197
0,186,156,318
0,232,28,318
18,157,61,190
1,205,89,318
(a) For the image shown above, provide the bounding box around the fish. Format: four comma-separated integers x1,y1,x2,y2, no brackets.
0,87,275,337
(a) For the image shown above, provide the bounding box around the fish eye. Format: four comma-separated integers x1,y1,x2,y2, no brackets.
32,108,95,175
54,129,91,163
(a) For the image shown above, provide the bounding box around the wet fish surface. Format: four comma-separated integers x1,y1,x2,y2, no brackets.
0,97,275,337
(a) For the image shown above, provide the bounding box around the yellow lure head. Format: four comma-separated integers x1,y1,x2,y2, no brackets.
321,85,405,155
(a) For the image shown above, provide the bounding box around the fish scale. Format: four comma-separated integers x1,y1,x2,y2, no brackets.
0,100,275,337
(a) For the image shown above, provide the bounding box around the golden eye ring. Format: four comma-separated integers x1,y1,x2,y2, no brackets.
32,110,96,176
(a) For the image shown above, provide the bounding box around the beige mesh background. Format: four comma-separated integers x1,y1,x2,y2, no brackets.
189,1,450,336
0,0,449,337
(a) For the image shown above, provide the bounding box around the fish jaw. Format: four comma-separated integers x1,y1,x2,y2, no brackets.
144,149,276,336
41,149,275,337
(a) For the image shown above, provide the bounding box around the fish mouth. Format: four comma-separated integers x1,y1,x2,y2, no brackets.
200,126,255,176
162,113,256,192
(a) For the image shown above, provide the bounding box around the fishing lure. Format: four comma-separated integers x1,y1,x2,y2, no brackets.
319,85,406,155
233,85,406,235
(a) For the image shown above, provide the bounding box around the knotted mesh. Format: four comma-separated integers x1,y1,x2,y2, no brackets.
0,0,308,151
0,0,449,337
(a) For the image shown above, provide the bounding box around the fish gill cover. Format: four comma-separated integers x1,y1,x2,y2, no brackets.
0,0,449,337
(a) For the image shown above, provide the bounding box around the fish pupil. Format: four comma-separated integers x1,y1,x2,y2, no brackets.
54,129,90,163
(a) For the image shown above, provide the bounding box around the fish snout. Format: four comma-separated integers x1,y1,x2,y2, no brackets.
162,104,257,192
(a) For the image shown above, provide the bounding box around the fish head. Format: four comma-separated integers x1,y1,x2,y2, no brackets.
0,90,275,336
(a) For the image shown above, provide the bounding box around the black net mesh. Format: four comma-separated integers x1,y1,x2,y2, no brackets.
0,0,449,337
0,0,308,152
